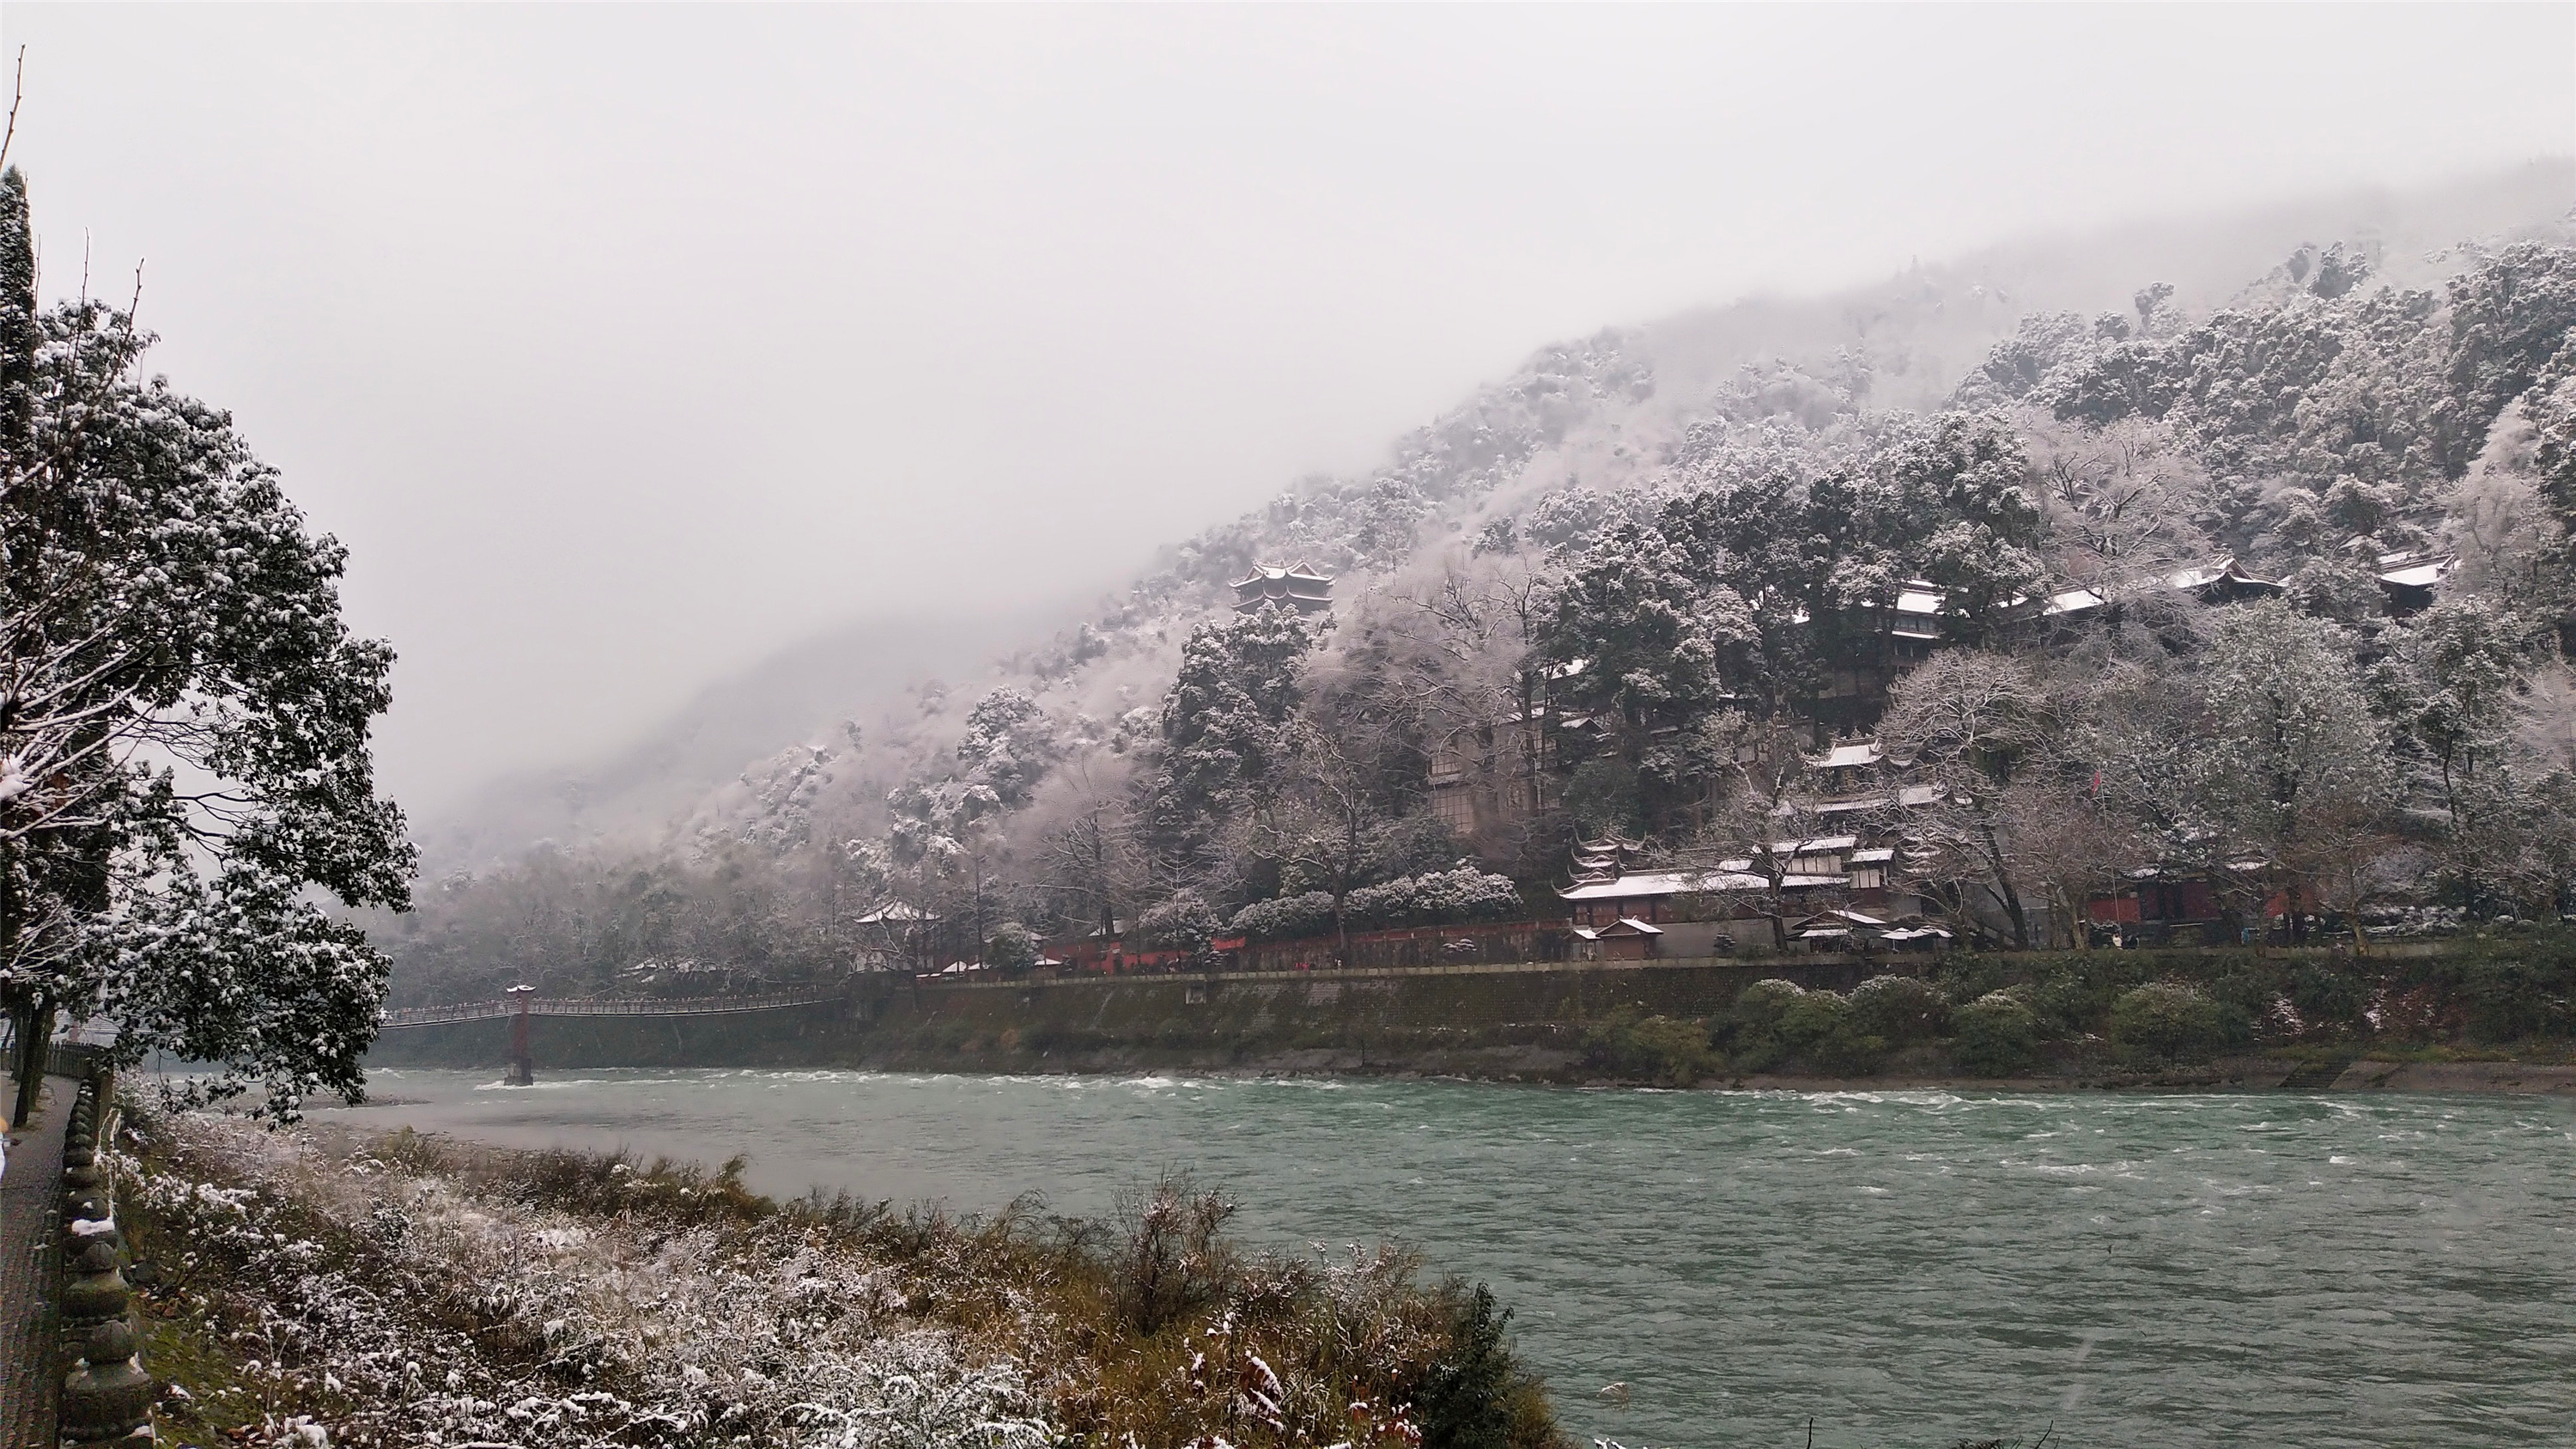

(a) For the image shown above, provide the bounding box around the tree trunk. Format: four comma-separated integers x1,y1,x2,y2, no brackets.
1973,811,2030,949
10,1001,51,1129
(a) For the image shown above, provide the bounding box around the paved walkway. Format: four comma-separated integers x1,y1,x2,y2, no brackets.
0,1074,70,1449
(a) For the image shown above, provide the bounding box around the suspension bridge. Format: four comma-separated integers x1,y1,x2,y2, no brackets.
378,990,841,1029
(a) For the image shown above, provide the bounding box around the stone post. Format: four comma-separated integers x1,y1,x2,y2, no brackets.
58,1071,155,1447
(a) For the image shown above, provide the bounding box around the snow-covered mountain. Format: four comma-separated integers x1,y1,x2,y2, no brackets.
473,163,2568,862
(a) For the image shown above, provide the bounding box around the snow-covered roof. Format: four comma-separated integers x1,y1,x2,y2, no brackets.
2044,588,2108,616
1602,916,1662,936
1895,587,1945,615
2378,557,2453,589
1706,862,1850,888
1897,783,1947,807
1814,795,1888,815
1799,926,1854,939
1229,561,1333,588
2169,557,2279,593
1560,869,1765,900
854,902,936,924
1880,926,1953,941
1808,740,1885,771
1850,847,1896,864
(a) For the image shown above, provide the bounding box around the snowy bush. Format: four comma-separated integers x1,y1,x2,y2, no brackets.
1134,891,1224,952
1950,991,2044,1076
2108,982,2231,1064
1847,975,1951,1045
1343,866,1522,930
1229,892,1338,943
984,922,1040,972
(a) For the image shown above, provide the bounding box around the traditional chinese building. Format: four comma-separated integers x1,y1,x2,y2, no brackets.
1427,712,1553,834
1230,562,1334,615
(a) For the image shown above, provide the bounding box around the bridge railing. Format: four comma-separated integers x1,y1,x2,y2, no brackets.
380,991,837,1028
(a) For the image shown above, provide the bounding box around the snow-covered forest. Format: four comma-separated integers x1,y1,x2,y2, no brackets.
378,213,2576,1003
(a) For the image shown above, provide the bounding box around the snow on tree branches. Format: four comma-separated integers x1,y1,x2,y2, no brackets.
2,167,414,1120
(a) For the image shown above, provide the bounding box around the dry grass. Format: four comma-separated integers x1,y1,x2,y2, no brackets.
113,1106,1563,1449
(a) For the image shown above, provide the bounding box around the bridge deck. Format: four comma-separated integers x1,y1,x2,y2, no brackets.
379,993,837,1029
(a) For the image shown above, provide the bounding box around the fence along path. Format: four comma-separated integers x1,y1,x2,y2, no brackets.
379,991,838,1029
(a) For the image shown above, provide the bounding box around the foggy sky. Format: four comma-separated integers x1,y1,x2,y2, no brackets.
2,4,2569,815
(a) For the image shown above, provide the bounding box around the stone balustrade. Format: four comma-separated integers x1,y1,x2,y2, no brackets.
55,1068,155,1448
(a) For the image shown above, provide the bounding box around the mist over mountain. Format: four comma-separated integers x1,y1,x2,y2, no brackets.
412,604,1078,870
432,164,2567,854
380,162,2576,1002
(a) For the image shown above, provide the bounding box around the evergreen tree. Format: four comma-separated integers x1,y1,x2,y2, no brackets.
1,167,415,1121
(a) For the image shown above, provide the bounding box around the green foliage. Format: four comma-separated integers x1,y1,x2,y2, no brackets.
2108,983,2231,1064
1724,977,1809,1067
1582,1008,1717,1086
1718,979,1884,1075
1847,974,1952,1045
2409,928,2576,1042
986,922,1041,972
1414,1283,1552,1449
1560,758,1642,837
2290,961,2372,1031
1951,992,2044,1077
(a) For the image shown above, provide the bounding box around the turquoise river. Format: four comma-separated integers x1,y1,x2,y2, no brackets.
323,1070,2575,1447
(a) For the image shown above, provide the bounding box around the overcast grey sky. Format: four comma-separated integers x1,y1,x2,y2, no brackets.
2,3,2569,813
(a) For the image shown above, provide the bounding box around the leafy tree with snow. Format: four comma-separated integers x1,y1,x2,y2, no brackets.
1133,890,1222,955
1537,519,1751,829
1877,651,2047,947
1,167,415,1122
1150,606,1319,843
1878,412,2050,642
956,687,1060,809
2198,600,2401,943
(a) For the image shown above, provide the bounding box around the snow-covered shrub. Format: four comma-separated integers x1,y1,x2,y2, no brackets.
1343,867,1522,930
1950,991,2043,1077
1134,891,1224,953
1847,975,1951,1045
985,922,1040,972
1229,892,1338,943
2108,982,2230,1064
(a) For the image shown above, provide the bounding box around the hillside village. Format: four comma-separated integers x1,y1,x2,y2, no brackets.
377,223,2576,1008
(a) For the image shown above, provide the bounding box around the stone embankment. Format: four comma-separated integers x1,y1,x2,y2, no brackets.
370,956,1874,1078
367,947,2574,1092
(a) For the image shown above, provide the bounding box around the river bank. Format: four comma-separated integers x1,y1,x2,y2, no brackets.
306,1067,2576,1446
111,1104,1564,1449
367,941,2576,1095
